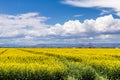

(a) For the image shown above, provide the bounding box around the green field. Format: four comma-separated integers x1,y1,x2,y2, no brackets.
0,48,120,80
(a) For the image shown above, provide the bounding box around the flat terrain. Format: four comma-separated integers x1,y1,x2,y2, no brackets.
0,48,120,80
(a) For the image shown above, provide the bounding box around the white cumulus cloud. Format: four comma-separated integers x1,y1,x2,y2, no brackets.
50,15,120,36
0,12,49,37
0,12,120,46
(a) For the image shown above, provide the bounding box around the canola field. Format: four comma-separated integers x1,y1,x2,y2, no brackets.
0,48,120,80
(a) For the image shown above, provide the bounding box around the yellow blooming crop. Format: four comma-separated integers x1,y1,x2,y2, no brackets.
0,48,120,80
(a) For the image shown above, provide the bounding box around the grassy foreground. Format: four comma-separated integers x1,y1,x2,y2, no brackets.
0,48,120,80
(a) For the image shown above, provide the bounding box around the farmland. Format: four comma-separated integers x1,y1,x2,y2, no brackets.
0,48,120,80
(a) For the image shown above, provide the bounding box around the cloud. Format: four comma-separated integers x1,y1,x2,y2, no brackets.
62,0,120,16
100,9,113,15
0,12,51,45
73,14,83,17
48,14,120,43
0,12,120,46
50,15,120,35
0,12,49,37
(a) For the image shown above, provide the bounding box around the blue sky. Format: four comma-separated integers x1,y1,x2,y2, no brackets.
0,0,101,24
0,0,120,46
